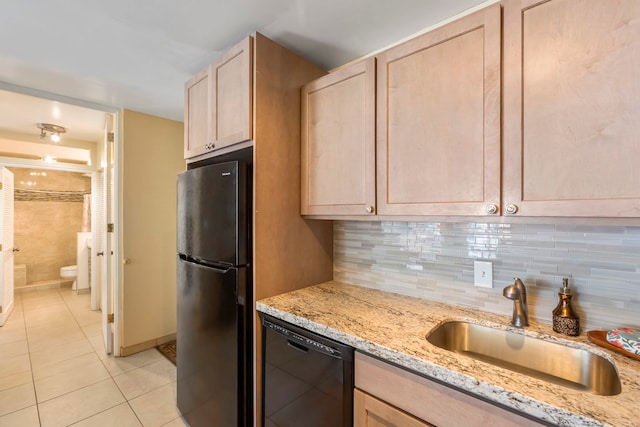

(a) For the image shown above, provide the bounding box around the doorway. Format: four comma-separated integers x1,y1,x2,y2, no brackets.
0,88,119,356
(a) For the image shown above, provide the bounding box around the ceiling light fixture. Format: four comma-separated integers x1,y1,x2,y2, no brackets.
37,123,67,143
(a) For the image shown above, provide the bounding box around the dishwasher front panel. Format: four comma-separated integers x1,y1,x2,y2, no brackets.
261,314,354,427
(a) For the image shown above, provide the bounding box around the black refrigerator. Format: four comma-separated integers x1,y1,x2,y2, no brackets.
176,151,252,427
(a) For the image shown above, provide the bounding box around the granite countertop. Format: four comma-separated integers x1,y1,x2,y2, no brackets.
256,281,640,427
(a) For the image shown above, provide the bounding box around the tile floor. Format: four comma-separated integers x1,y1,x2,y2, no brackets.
0,287,188,427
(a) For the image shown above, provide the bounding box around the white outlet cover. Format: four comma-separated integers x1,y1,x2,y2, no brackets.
474,261,493,288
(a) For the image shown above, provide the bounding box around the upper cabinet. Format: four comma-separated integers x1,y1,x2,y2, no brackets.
377,4,501,216
184,37,252,160
301,0,640,219
301,58,376,216
503,0,640,217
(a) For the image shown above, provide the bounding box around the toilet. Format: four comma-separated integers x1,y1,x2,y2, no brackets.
60,265,78,289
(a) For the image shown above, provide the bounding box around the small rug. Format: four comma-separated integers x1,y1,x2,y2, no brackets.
157,340,176,365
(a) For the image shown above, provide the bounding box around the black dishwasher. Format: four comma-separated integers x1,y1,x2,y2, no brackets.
260,313,354,427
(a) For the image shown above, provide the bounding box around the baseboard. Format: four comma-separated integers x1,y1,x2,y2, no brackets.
120,332,177,357
15,280,73,292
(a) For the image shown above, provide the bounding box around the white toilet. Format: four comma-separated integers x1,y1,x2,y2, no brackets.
60,265,78,289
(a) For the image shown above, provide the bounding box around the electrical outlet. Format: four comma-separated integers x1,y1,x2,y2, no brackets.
474,261,493,288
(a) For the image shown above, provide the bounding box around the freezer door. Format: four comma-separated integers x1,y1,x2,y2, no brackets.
177,160,249,265
177,259,249,427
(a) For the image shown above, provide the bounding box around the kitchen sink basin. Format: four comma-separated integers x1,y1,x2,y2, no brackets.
426,321,621,396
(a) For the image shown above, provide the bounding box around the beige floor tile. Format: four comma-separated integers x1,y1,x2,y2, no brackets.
27,328,87,353
0,325,27,346
33,352,100,381
81,320,103,338
69,308,100,327
27,318,81,334
129,382,181,427
89,334,110,360
102,348,165,377
161,416,189,427
70,403,142,427
35,354,111,402
0,404,40,427
29,337,94,370
22,300,66,313
0,354,31,381
1,310,24,327
0,315,25,333
0,383,36,417
113,359,177,400
0,370,33,393
24,306,73,322
0,339,28,361
38,379,126,427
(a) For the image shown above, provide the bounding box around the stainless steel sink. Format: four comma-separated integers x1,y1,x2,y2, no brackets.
426,321,621,396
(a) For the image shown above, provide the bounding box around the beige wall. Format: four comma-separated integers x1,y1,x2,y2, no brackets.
120,109,184,350
10,168,90,284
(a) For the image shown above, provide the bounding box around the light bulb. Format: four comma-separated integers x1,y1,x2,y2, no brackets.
50,133,61,142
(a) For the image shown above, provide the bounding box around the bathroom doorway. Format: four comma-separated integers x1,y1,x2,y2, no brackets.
0,87,119,355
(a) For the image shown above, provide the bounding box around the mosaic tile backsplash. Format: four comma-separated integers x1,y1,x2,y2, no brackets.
333,221,640,332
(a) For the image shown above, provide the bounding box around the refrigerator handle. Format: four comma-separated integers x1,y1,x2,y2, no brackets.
179,255,233,274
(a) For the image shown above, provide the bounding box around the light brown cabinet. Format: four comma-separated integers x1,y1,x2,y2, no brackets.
302,1,640,219
376,4,501,216
301,58,376,216
184,37,252,160
355,352,545,427
503,0,640,217
354,389,432,427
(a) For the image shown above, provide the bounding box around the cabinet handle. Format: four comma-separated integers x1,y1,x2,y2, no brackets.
205,142,216,150
486,204,498,215
365,206,375,214
505,204,519,214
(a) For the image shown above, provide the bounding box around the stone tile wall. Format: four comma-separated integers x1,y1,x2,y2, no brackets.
333,221,640,332
10,168,90,284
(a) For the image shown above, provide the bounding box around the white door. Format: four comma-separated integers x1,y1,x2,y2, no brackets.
101,114,115,354
0,167,15,326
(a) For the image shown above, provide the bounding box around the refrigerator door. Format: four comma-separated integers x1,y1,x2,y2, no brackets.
177,160,249,266
177,258,248,427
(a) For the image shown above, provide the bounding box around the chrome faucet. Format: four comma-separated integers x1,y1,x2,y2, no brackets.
503,277,529,328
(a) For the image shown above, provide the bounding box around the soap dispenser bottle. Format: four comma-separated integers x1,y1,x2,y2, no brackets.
552,278,580,336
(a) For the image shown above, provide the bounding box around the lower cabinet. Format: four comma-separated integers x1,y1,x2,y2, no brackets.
354,389,432,427
354,352,546,427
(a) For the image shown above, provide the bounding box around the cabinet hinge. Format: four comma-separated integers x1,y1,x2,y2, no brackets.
107,313,114,323
107,132,115,143
0,182,3,189
107,223,114,233
0,244,3,251
0,305,3,313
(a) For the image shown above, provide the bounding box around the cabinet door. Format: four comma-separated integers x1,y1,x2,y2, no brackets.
503,0,640,217
301,58,376,216
212,36,253,150
354,389,432,427
184,66,211,159
377,4,501,216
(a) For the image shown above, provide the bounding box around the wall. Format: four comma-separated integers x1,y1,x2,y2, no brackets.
334,221,640,332
120,109,184,351
11,168,90,285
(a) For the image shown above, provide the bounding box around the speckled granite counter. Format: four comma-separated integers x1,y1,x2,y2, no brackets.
256,281,640,427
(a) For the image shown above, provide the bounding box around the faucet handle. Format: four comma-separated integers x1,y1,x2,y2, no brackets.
503,283,520,300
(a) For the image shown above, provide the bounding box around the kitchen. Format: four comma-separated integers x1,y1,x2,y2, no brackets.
2,0,640,426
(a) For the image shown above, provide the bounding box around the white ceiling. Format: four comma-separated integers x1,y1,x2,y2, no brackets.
0,0,490,145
